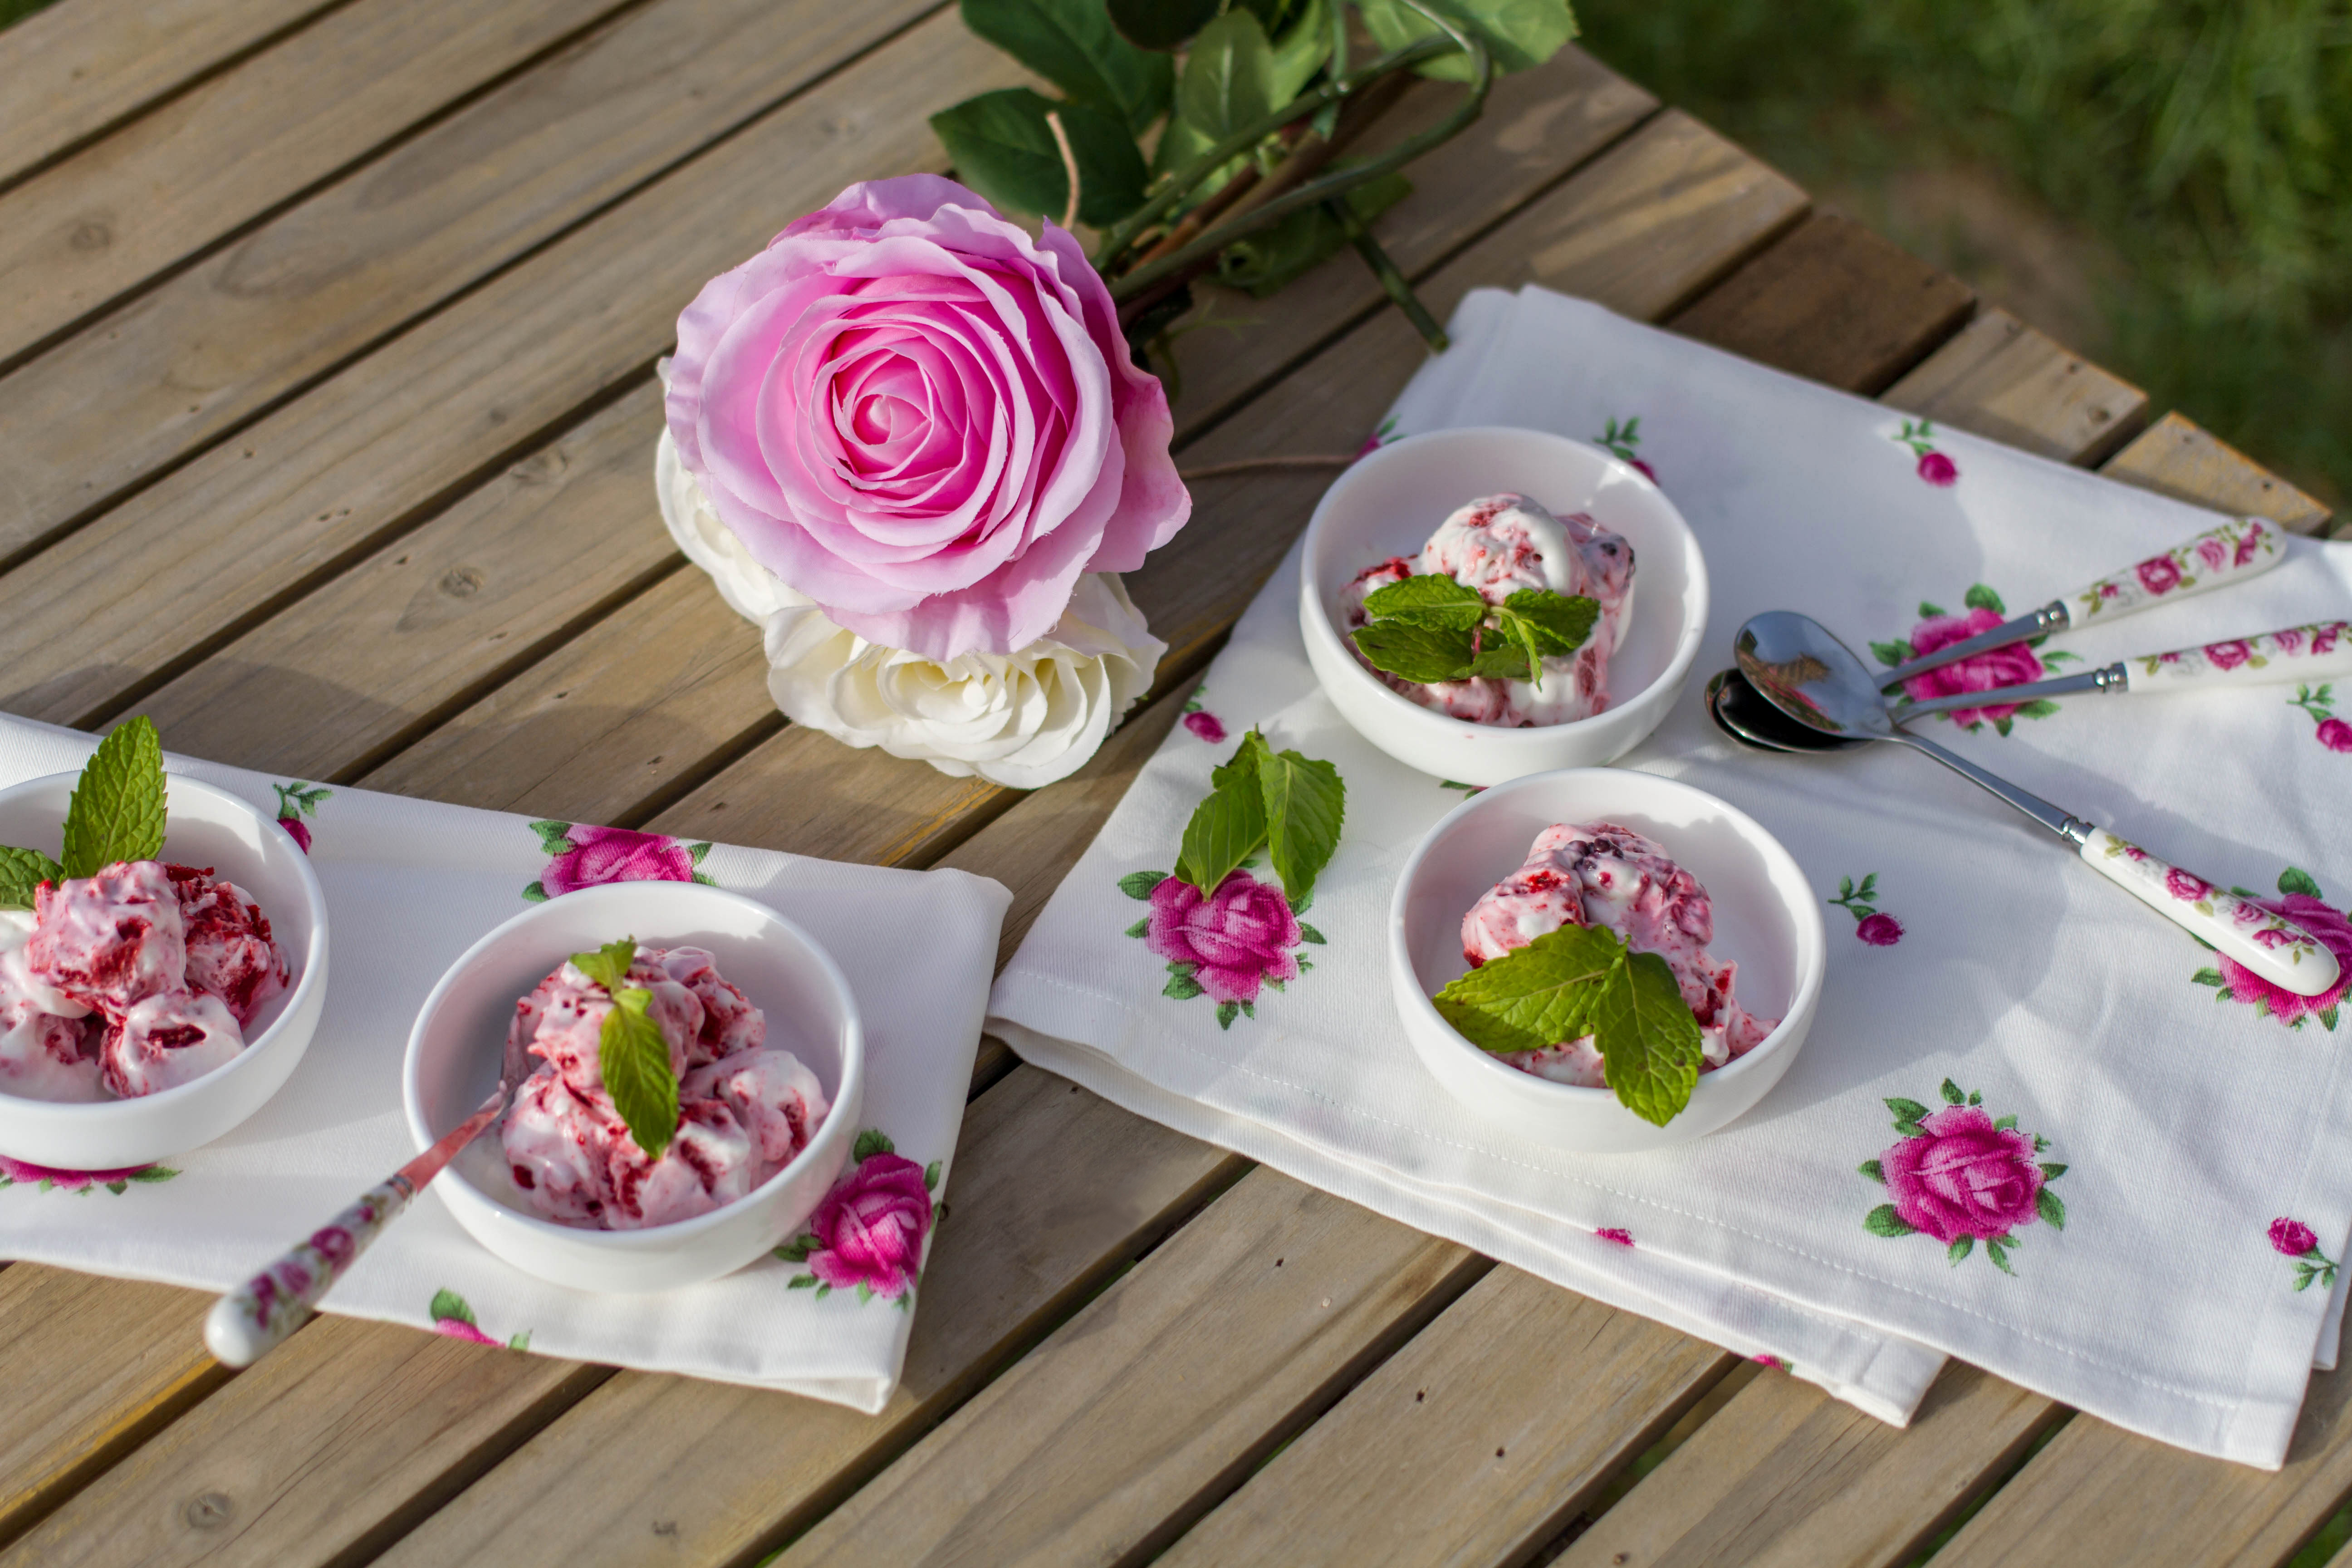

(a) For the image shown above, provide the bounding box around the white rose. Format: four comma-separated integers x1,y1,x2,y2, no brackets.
656,427,1164,789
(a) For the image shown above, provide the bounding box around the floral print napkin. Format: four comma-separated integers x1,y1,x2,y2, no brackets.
0,713,1008,1413
990,285,2352,1467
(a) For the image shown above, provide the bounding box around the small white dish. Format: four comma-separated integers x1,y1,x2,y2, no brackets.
1301,426,1709,786
0,772,330,1169
403,880,864,1294
1389,767,1824,1153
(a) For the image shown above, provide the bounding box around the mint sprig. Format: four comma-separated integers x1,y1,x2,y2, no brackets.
0,846,65,911
1433,925,1704,1127
59,716,167,879
569,937,637,992
599,987,680,1161
1175,730,1344,906
1350,576,1597,691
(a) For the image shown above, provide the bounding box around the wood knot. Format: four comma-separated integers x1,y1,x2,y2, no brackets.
439,567,484,599
184,1491,234,1530
70,220,111,252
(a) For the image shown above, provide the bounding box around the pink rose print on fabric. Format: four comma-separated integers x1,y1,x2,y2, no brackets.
1356,417,1399,459
271,781,329,854
2271,1218,2340,1292
1891,419,1958,486
429,1288,530,1350
1595,416,1658,485
2193,869,2349,1030
523,821,715,902
1118,867,1322,1029
1595,1228,1635,1248
1861,1080,2066,1274
1180,686,1226,744
1872,584,2074,735
0,1156,178,1196
1829,874,1903,946
2292,684,2352,754
778,1131,939,1306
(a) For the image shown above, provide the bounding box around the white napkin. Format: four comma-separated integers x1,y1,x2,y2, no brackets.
990,286,2352,1466
0,712,1008,1413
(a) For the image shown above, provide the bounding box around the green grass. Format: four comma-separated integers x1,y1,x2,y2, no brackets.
1577,0,2352,509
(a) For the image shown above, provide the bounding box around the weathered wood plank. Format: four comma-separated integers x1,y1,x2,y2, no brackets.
1159,1269,1736,1568
0,0,335,190
0,0,627,372
1882,307,2148,467
0,0,946,567
2099,410,2334,536
1930,1363,2352,1568
376,1067,1245,1568
138,382,679,782
0,8,1015,727
0,1316,609,1568
0,1268,230,1552
778,1173,1485,1568
1554,1364,2061,1568
1669,212,1975,394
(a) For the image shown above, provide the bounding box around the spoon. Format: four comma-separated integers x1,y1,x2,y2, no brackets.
1733,610,2342,998
1874,516,2288,690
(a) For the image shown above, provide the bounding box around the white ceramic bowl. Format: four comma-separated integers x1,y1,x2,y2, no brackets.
1301,426,1709,786
0,772,330,1168
403,880,864,1294
1390,768,1824,1153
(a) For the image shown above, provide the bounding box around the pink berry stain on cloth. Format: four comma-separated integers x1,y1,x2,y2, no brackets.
1861,1079,2067,1274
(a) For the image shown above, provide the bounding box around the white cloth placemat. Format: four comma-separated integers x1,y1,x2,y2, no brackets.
990,285,2352,1465
0,712,1009,1414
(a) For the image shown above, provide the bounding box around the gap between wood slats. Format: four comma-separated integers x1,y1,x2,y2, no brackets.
0,0,957,579
0,0,666,381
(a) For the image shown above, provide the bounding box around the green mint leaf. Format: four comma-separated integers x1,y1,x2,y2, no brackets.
1592,950,1703,1127
600,987,679,1162
60,717,167,879
569,938,637,993
1500,589,1599,655
430,1289,476,1326
1176,768,1269,897
1263,0,1332,98
1864,1204,1916,1238
1208,734,1264,795
1118,870,1168,900
962,0,1173,132
1464,639,1532,682
1361,573,1486,629
1352,621,1478,684
2281,867,2325,898
0,845,65,910
1432,924,1623,1057
1254,742,1344,907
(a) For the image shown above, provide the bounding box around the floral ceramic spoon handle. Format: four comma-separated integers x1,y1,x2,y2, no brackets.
1880,517,2288,690
2077,831,2341,998
1899,620,2352,719
205,1083,510,1367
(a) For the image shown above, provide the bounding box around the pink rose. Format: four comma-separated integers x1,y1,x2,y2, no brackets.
434,1316,500,1345
1900,608,2043,727
2220,894,2352,1027
1596,1228,1635,1247
2236,527,2267,566
2274,629,2306,655
2165,868,2211,902
1182,710,1227,744
1147,870,1302,1004
1881,1106,2046,1244
665,176,1188,660
0,1155,156,1192
1916,451,1958,486
2204,639,2254,671
1628,457,1660,485
538,825,699,898
2196,537,2229,572
2136,554,2182,596
2272,1217,2321,1257
1855,912,1905,946
2316,625,2343,656
278,816,312,853
803,1152,934,1300
2318,718,2352,754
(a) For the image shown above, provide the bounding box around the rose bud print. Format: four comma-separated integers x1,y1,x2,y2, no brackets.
2272,1217,2320,1257
1856,912,1905,946
1917,451,1958,486
2321,718,2352,754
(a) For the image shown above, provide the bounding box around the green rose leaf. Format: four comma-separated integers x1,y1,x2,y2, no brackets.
1263,0,1332,100
923,1160,942,1191
1215,999,1240,1029
1864,1204,1916,1238
600,987,680,1162
1992,1114,2018,1131
1886,1097,1929,1132
1964,583,2005,614
929,89,1148,226
1948,1236,1974,1264
1176,9,1278,141
1252,738,1344,908
1986,1238,2016,1276
1918,601,1946,619
1163,970,1205,1000
1432,925,1703,1127
1119,870,1168,900
2038,1162,2067,1181
569,937,637,993
1361,572,1487,628
0,845,65,911
61,716,167,879
1352,621,1478,684
2037,1187,2066,1230
853,1129,897,1161
2190,967,2226,988
1940,1078,1965,1105
1105,0,1223,50
2013,699,2062,720
1213,171,1412,296
430,1289,476,1326
1858,1158,1885,1184
961,0,1172,131
1298,923,1326,944
1870,639,1915,668
1356,0,1576,80
2281,867,2325,898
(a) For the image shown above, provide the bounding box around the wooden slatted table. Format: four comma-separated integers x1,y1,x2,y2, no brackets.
0,4,2342,1565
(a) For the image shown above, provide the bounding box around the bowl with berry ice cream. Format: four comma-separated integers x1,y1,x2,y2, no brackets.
403,880,862,1293
1389,768,1823,1152
0,771,328,1168
1301,427,1708,786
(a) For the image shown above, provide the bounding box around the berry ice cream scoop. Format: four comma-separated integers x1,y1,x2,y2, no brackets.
0,909,102,1103
1341,494,1635,728
170,864,290,1029
499,945,829,1230
99,988,246,1098
1462,822,1778,1086
28,860,188,1016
